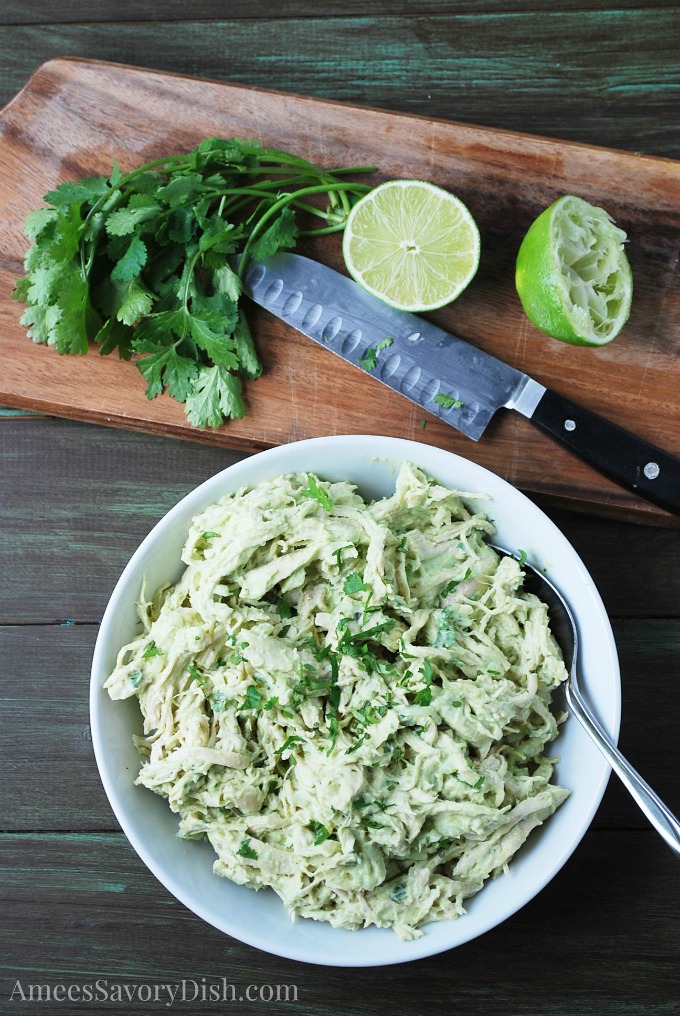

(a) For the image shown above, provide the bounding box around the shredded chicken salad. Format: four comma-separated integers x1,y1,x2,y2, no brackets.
105,462,569,939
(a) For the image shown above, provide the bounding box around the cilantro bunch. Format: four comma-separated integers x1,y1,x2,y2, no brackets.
13,138,374,428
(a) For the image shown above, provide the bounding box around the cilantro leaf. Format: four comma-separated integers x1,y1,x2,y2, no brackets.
44,176,110,207
236,839,258,860
51,265,91,355
110,235,148,282
358,337,393,371
434,392,464,410
344,573,369,594
96,317,134,359
250,206,298,261
185,364,246,428
302,474,333,511
13,140,375,430
233,309,262,380
309,820,331,845
242,685,263,710
135,344,199,401
105,201,161,237
114,278,155,326
186,312,239,370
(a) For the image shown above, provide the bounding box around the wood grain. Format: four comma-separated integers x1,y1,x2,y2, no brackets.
3,418,680,624
1,14,680,158
1,59,680,523
5,0,679,24
1,831,678,1013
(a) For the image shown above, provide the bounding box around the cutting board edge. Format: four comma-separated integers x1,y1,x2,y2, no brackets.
5,56,680,173
2,387,677,528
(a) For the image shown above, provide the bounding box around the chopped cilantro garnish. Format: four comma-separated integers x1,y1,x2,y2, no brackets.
434,392,464,410
309,820,331,845
440,567,472,597
302,474,333,511
358,336,393,371
128,669,143,688
187,664,206,686
275,734,305,755
142,640,163,659
212,690,229,712
413,686,432,707
237,839,258,860
345,732,369,755
242,685,263,710
343,573,369,594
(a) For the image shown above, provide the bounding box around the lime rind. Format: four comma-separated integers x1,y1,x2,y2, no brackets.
516,194,633,347
343,179,480,312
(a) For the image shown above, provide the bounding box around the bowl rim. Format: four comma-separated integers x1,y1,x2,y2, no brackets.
90,434,620,966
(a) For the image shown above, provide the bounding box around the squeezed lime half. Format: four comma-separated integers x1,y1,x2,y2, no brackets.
515,194,633,346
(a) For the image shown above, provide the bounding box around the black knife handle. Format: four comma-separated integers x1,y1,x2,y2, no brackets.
529,388,680,516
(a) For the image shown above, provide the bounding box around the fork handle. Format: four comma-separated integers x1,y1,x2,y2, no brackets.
566,680,680,856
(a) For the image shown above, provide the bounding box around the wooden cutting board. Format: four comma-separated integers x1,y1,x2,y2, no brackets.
1,58,679,524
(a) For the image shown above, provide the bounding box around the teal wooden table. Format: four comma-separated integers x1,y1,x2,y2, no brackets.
1,4,679,1014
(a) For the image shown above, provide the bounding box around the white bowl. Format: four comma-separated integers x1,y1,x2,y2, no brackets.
90,435,619,967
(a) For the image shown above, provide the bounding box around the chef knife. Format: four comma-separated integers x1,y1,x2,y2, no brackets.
239,252,680,515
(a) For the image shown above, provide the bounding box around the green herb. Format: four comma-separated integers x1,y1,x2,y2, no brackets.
202,530,221,540
413,686,432,706
358,336,393,371
333,545,351,566
302,473,333,511
275,596,293,619
434,392,464,410
413,657,434,706
212,690,230,712
326,678,341,756
242,685,263,710
142,639,163,659
433,606,456,648
263,696,279,711
440,567,472,597
275,734,305,755
13,138,374,430
128,669,143,688
345,732,369,755
309,820,331,845
451,699,462,707
343,573,369,594
390,883,407,903
353,701,380,727
340,619,395,646
237,838,258,860
515,548,528,567
187,663,206,686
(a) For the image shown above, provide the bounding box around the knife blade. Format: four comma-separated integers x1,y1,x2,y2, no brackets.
240,252,680,516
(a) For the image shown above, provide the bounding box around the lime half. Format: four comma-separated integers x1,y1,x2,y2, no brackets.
342,179,480,312
515,194,632,346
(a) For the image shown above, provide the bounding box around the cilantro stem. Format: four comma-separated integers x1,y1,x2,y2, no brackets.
238,182,373,278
